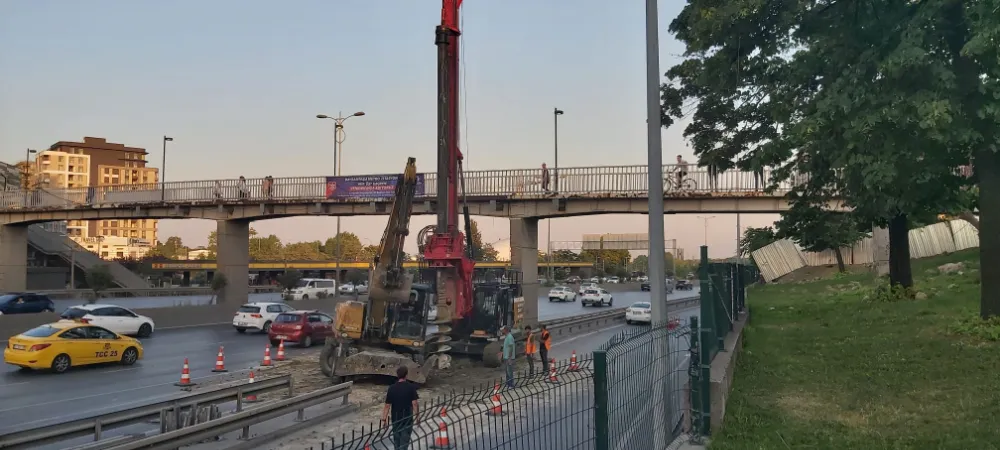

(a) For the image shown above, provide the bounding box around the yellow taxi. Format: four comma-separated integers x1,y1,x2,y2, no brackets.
4,320,144,373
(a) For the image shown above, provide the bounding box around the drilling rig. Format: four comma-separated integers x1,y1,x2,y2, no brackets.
318,0,523,385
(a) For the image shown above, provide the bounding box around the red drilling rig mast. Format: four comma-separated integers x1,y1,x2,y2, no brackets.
422,0,475,330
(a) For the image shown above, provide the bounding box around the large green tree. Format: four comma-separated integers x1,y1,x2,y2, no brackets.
149,236,188,259
323,232,364,261
468,219,500,262
662,0,996,316
739,227,779,260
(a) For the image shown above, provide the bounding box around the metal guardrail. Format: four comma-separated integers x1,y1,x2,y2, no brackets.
0,164,795,211
102,382,354,450
0,375,294,449
539,295,701,338
26,285,282,300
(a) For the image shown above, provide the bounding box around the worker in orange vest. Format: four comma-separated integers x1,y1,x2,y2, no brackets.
524,325,538,377
539,324,552,374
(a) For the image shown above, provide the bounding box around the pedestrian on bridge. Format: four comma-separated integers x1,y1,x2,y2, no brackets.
383,366,419,450
541,163,551,193
539,324,551,374
501,325,516,388
524,325,537,377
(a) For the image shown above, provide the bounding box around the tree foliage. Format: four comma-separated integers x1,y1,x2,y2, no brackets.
323,232,364,261
149,236,188,259
662,0,997,316
739,227,779,259
277,270,303,293
85,264,115,303
776,206,867,272
468,220,500,262
209,272,228,304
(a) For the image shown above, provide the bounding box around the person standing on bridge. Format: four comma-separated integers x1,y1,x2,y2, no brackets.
383,366,419,450
539,324,552,374
540,163,551,193
524,325,538,377
675,155,689,189
502,325,516,388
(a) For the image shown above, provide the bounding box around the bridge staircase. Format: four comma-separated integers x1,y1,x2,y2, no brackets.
26,225,151,289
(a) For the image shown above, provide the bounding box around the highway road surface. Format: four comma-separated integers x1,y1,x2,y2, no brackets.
0,287,699,436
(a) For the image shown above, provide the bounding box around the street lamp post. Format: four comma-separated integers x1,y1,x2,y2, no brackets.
161,136,173,201
317,112,366,270
23,149,37,188
697,215,716,247
548,108,564,284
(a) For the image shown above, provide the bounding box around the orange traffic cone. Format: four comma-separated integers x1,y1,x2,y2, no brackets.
262,343,272,366
569,351,579,371
212,346,227,372
546,358,560,384
276,340,286,361
430,408,454,449
174,358,197,387
486,383,505,416
244,371,259,403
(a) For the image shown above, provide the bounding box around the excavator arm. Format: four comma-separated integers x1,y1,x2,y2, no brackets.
368,157,419,304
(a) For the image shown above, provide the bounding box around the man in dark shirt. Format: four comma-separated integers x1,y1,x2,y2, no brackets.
383,366,419,450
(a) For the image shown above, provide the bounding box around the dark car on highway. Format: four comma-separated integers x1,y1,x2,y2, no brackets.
0,293,55,315
676,280,694,290
640,279,675,293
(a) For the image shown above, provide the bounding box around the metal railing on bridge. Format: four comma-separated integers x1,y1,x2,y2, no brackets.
0,165,796,211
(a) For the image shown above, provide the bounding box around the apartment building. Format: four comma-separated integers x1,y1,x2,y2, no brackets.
36,137,159,254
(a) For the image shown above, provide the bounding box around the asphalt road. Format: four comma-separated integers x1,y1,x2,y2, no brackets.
0,286,699,442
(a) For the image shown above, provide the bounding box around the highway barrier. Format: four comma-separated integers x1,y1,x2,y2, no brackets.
0,375,296,449
100,382,354,450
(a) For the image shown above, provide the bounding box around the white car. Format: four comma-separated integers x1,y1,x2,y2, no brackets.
288,278,337,300
578,282,598,295
637,276,649,282
233,302,296,334
589,277,600,284
580,288,613,307
339,283,356,294
355,283,369,295
607,276,620,284
626,301,652,324
548,286,576,302
59,304,156,337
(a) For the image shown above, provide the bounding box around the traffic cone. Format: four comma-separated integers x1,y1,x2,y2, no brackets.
174,358,197,387
276,340,286,361
212,346,227,372
569,351,579,371
486,383,505,416
262,343,272,366
430,408,454,449
244,371,259,403
546,358,560,384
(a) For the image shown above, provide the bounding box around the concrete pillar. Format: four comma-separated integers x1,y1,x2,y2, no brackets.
217,220,250,303
872,226,890,276
182,271,191,287
510,218,539,326
0,224,28,292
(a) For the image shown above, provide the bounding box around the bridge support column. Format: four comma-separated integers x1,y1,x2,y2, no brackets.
510,218,539,326
0,224,28,292
217,220,250,303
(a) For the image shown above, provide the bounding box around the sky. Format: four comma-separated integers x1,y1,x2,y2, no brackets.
0,0,779,259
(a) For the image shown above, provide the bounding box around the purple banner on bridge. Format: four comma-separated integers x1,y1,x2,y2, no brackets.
325,174,425,199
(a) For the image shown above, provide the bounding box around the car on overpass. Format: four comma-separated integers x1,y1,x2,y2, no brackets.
59,304,156,338
547,286,577,302
233,302,296,334
4,321,143,373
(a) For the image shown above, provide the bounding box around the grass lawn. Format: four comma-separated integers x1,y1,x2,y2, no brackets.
711,248,1000,450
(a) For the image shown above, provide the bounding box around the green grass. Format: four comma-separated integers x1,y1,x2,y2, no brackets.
710,249,1000,450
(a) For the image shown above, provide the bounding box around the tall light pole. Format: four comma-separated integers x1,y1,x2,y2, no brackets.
549,108,564,283
23,149,37,188
697,215,716,247
317,111,366,269
161,136,173,201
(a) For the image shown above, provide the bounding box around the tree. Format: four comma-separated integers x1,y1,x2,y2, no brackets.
346,269,367,285
468,220,500,261
359,244,379,264
283,242,324,260
210,272,228,305
739,227,779,260
277,270,303,294
85,264,115,303
251,234,283,260
661,1,992,301
150,236,188,259
207,231,218,259
776,206,867,273
323,232,364,261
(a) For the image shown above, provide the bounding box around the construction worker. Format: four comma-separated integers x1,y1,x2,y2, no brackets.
539,324,552,374
501,325,516,388
383,366,419,450
524,325,537,377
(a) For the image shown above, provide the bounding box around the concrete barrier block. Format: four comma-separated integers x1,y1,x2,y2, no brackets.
709,310,748,431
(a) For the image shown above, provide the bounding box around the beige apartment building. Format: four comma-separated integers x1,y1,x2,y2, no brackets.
33,137,159,257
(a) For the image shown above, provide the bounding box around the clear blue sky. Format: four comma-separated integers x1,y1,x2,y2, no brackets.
0,0,777,258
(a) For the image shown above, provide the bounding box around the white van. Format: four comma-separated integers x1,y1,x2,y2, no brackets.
288,278,337,300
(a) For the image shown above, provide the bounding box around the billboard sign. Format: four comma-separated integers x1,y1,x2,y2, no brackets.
325,174,425,200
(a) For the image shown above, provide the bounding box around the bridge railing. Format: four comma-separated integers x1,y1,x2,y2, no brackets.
0,164,796,211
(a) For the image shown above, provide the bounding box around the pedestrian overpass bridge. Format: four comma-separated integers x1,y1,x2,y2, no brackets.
0,163,835,317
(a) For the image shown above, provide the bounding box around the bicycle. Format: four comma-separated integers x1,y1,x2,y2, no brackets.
664,169,698,194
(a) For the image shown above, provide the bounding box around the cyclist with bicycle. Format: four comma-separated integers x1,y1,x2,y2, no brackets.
675,155,689,187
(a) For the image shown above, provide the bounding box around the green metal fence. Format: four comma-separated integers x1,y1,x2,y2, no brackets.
593,322,693,450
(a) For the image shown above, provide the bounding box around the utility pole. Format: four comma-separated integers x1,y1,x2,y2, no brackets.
697,215,716,247
317,111,366,271
161,136,173,201
548,108,563,283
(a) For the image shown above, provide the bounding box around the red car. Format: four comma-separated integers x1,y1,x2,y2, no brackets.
267,310,335,348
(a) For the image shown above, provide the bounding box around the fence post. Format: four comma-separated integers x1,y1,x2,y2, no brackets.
688,316,704,437
698,246,716,358
593,349,610,450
